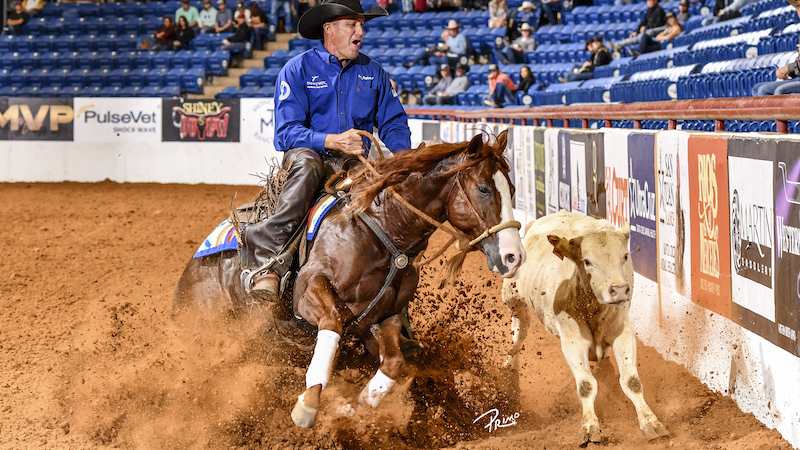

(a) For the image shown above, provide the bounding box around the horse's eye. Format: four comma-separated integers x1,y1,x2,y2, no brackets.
478,186,491,196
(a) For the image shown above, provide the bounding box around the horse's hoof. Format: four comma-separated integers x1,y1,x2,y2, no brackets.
291,399,318,428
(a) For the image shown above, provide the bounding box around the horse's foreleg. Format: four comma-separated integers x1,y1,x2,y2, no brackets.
291,275,343,429
358,314,405,408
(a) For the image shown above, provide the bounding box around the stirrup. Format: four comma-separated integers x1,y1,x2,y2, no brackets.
241,257,282,304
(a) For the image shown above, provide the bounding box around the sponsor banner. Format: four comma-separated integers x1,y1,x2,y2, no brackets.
439,121,456,143
163,99,240,142
657,131,691,299
511,126,525,211
568,131,606,219
0,97,73,141
688,134,732,317
534,128,546,218
604,128,630,229
545,128,560,215
628,132,658,282
557,130,571,212
775,138,800,356
73,98,160,143
240,98,275,145
523,126,536,218
570,137,586,215
729,137,777,343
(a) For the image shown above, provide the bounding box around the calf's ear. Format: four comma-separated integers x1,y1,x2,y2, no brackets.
547,235,583,261
620,221,631,239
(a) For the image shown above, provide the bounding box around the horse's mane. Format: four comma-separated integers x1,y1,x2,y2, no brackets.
343,131,509,218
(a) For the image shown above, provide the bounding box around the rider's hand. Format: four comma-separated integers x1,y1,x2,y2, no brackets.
325,129,364,156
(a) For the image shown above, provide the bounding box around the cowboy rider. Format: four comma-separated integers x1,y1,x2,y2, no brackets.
242,0,412,307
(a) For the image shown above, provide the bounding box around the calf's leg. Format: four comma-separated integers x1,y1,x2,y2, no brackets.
611,323,668,438
502,293,531,369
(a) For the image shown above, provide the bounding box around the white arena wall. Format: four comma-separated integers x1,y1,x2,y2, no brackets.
1,97,799,448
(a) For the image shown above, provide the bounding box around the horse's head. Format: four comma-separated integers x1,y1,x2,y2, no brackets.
447,131,526,278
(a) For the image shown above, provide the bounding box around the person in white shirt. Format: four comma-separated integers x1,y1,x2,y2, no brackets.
234,1,252,25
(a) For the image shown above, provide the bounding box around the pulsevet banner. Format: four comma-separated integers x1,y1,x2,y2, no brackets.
74,98,161,143
0,98,73,141
163,99,240,142
688,134,732,318
239,98,275,145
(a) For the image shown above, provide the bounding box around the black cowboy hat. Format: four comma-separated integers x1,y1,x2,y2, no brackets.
298,0,388,40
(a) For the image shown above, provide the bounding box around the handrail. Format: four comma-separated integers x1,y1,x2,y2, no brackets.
406,96,800,133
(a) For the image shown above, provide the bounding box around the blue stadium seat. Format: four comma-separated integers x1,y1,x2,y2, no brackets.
144,67,168,87
20,52,39,71
258,67,280,86
181,68,205,93
13,35,35,53
153,51,174,69
75,51,99,70
55,35,77,53
240,67,263,87
66,68,91,88
25,69,47,88
107,69,130,88
81,86,104,97
215,86,240,99
170,50,192,69
40,85,65,97
207,50,230,75
121,86,142,97
32,35,57,53
45,68,69,87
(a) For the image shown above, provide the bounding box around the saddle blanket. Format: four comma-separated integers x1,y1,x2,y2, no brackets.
307,177,353,241
193,220,238,258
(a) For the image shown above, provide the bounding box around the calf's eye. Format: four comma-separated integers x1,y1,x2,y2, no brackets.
584,260,591,266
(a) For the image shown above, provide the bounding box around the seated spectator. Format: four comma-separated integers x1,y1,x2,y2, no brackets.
495,22,536,64
172,15,195,51
677,0,691,23
752,38,800,95
271,0,297,33
220,14,252,66
410,20,469,68
249,2,269,50
702,0,758,25
631,11,682,56
509,1,540,39
21,0,42,19
609,0,666,55
6,1,28,35
215,0,234,33
516,65,536,93
175,0,200,30
484,64,517,107
540,0,562,26
234,1,252,25
423,64,454,105
198,0,218,34
425,63,471,105
488,0,509,28
142,16,176,51
559,36,611,82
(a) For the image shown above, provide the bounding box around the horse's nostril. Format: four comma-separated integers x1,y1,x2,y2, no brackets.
507,254,516,264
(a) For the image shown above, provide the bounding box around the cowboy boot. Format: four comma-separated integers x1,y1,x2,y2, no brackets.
252,272,280,302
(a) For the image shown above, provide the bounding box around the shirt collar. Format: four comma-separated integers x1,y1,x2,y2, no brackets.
315,42,358,69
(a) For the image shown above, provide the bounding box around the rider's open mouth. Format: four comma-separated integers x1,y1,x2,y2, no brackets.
352,40,361,46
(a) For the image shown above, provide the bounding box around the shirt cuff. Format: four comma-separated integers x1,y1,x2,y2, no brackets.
311,131,328,155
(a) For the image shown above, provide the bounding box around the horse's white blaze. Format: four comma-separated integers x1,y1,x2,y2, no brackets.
493,171,526,276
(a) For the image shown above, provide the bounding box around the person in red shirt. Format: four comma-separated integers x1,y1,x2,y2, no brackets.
484,64,517,107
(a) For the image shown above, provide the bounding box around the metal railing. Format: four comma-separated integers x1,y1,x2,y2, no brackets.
406,96,800,133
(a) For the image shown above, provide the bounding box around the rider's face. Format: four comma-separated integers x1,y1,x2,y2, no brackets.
325,16,366,63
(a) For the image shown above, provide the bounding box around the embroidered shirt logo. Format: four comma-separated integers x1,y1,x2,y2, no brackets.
358,75,374,81
311,75,319,81
279,80,291,100
307,75,328,89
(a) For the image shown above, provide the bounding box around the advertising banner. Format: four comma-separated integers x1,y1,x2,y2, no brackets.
240,98,275,145
628,132,658,282
569,131,607,220
73,98,160,143
558,130,571,212
511,126,525,211
604,128,629,229
657,131,691,299
775,138,800,356
688,134,732,317
534,128,546,218
545,128,560,215
163,99,240,142
0,98,73,141
523,126,536,218
729,137,777,343
570,136,586,215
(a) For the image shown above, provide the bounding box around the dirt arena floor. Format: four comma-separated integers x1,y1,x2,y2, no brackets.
0,181,794,450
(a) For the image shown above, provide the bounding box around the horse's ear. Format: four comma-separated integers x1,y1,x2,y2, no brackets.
467,133,483,155
417,141,427,150
495,129,509,153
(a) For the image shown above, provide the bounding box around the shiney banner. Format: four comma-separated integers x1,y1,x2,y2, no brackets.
163,99,240,142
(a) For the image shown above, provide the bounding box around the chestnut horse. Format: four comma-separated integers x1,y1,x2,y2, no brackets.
173,131,525,428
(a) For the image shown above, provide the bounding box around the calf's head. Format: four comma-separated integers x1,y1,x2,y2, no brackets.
547,224,633,305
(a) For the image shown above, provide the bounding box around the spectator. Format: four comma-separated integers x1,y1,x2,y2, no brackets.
509,1,540,38
215,0,234,33
271,0,297,33
488,0,509,28
198,0,218,33
541,0,561,26
424,63,470,105
631,11,682,56
234,1,252,25
410,20,468,68
220,13,252,66
175,0,200,29
21,0,42,19
559,36,611,82
249,2,270,50
677,0,691,23
609,0,666,55
702,0,757,25
495,22,536,64
6,1,28,35
516,65,536,93
752,38,800,95
402,0,414,13
422,64,454,105
142,16,176,51
484,64,517,107
172,15,196,50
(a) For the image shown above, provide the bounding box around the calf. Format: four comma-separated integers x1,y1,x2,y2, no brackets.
502,210,667,445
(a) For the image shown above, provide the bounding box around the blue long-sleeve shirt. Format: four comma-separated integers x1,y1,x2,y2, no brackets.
273,43,411,155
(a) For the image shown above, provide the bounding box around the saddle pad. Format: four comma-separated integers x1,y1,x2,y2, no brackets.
193,220,239,258
307,177,353,241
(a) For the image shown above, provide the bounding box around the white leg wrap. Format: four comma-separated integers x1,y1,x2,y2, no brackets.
358,369,396,408
305,330,340,390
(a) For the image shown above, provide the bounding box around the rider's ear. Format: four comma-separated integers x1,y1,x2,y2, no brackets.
466,133,483,155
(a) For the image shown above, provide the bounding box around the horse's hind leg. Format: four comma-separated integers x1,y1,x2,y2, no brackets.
291,275,343,428
358,314,405,408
